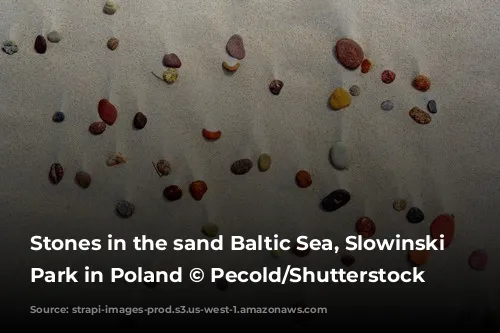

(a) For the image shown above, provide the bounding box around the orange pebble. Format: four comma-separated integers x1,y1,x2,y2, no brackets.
202,129,222,141
408,249,430,266
361,59,372,73
295,170,312,188
413,75,431,92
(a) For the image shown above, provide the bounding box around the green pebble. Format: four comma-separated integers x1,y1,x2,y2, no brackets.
202,223,219,237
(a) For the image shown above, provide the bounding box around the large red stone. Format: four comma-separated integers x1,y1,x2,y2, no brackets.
98,99,117,125
430,214,455,248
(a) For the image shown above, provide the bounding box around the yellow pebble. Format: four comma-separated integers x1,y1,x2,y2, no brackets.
163,68,178,84
329,87,351,110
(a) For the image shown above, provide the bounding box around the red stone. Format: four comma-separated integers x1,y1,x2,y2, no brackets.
361,59,372,73
98,99,117,125
430,214,455,248
356,216,376,238
89,121,107,135
335,38,364,69
381,70,396,84
413,75,431,91
190,181,207,201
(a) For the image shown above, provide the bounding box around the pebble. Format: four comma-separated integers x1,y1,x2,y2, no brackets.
356,216,376,238
409,107,432,124
47,31,61,43
49,163,64,184
335,38,364,69
430,214,455,248
202,129,221,141
106,153,126,166
329,141,349,170
413,75,431,92
162,68,178,84
216,278,229,291
107,37,119,50
190,180,208,201
34,35,47,54
75,171,91,189
103,0,118,15
270,249,281,258
329,87,351,110
269,80,284,95
381,70,396,84
2,40,18,55
163,185,182,201
381,100,394,111
361,59,372,73
291,242,310,257
222,56,240,72
52,111,65,123
321,189,351,212
392,199,407,212
162,53,182,68
408,249,430,266
116,200,135,218
226,34,245,60
341,254,355,267
468,249,488,271
406,207,425,224
133,112,147,129
89,121,107,135
202,223,219,237
427,100,437,114
231,159,253,175
258,153,271,172
154,159,171,176
295,170,312,188
98,99,118,125
349,85,360,96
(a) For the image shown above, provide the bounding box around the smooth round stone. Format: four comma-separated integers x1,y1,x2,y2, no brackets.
295,170,312,188
381,70,396,84
89,121,107,135
413,75,431,92
427,100,437,114
133,112,147,129
406,207,424,223
381,100,394,111
231,158,253,175
335,38,364,69
226,34,245,60
202,223,219,237
2,40,18,55
321,189,351,212
349,85,360,96
258,153,271,172
341,254,355,267
103,0,117,15
34,35,47,54
163,185,182,201
47,31,61,43
107,37,119,50
162,53,182,68
430,214,455,248
52,111,65,123
75,171,91,189
98,99,118,125
393,199,407,212
329,87,351,110
216,278,229,291
116,200,134,218
329,141,349,170
469,250,488,271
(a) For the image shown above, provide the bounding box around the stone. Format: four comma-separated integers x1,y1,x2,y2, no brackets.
295,170,312,188
381,70,396,84
408,249,430,266
202,129,221,141
321,189,351,212
190,180,207,201
392,199,407,212
162,68,178,84
133,112,147,129
216,278,229,291
89,121,107,135
406,207,424,224
381,100,394,111
163,185,182,201
413,75,431,91
335,38,364,69
329,87,351,110
409,107,432,124
361,59,371,73
52,111,65,123
329,141,349,170
103,0,118,15
106,153,126,166
341,254,355,267
116,200,135,218
349,85,360,96
468,249,488,271
269,80,284,95
356,216,376,238
222,56,240,72
226,34,245,60
258,153,271,172
427,100,437,114
34,35,47,54
2,40,18,55
98,99,118,125
47,31,61,43
231,159,253,175
75,171,91,189
107,37,119,50
162,53,182,68
430,214,455,248
49,163,64,184
154,159,171,176
202,223,219,237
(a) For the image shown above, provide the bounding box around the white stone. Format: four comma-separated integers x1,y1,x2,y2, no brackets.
330,141,349,170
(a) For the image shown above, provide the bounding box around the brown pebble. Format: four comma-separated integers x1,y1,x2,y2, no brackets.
269,80,284,95
133,112,147,129
89,121,107,135
335,38,364,69
409,107,432,124
295,170,312,188
163,185,182,201
413,75,431,92
34,35,47,54
107,37,119,50
231,159,253,175
75,171,91,189
154,159,171,176
190,180,208,201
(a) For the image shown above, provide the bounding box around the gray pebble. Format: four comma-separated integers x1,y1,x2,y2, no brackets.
381,100,394,111
427,100,437,114
349,85,360,96
47,31,62,43
116,200,135,218
2,40,18,55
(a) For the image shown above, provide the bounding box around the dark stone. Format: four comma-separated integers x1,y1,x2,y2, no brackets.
406,207,425,223
269,80,283,95
52,111,65,123
321,189,351,212
230,159,253,175
163,185,182,201
162,53,182,68
133,112,147,129
427,100,437,114
34,35,47,54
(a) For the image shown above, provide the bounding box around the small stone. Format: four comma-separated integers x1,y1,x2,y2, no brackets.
98,99,118,125
361,59,372,73
406,207,425,224
2,40,18,55
408,249,430,266
349,85,360,96
107,37,119,50
321,189,351,212
258,153,271,172
295,170,312,188
341,254,355,267
409,107,432,124
430,214,455,248
162,68,178,84
329,141,349,170
381,70,396,84
291,242,310,257
202,223,219,237
427,100,437,114
269,80,284,95
52,111,65,123
162,53,181,68
190,180,208,201
226,34,245,60
231,159,253,175
270,249,281,258
154,159,171,176
116,200,135,218
106,153,126,166
75,171,91,189
216,278,229,291
89,121,107,135
329,87,351,110
468,249,488,271
222,56,240,72
163,185,182,201
202,129,221,141
393,199,407,212
356,216,376,238
47,31,61,43
413,75,431,92
133,112,147,129
335,38,364,69
34,35,47,54
381,100,394,111
49,163,64,184
103,0,118,15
